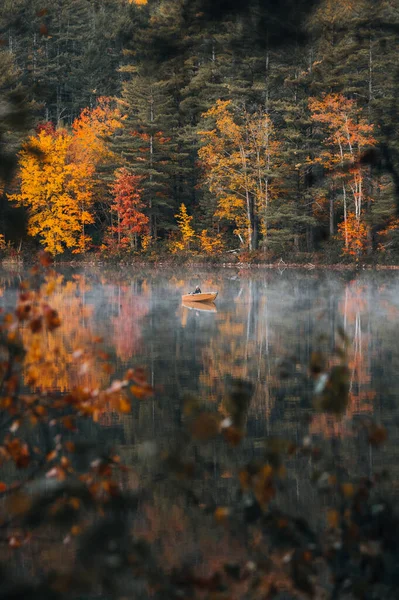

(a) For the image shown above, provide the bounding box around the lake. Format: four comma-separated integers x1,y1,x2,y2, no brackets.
1,265,399,583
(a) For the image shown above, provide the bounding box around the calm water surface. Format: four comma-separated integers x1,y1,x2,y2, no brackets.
1,266,399,532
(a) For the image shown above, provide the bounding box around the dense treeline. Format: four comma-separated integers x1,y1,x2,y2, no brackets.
1,0,399,260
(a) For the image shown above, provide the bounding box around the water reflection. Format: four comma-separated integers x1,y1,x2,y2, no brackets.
182,301,217,312
172,272,395,441
0,270,399,430
0,268,398,444
2,266,399,579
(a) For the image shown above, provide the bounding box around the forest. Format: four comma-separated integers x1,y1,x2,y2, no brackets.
0,0,399,262
2,3,399,600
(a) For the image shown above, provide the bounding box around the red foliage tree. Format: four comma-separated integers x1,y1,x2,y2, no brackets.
107,168,149,251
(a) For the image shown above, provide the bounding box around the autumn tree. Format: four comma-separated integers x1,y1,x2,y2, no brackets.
71,97,121,167
198,229,224,255
70,97,122,243
9,99,121,255
9,127,94,255
198,100,280,251
309,93,376,256
170,203,196,253
106,168,149,251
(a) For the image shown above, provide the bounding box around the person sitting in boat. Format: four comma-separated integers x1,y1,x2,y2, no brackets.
193,286,201,294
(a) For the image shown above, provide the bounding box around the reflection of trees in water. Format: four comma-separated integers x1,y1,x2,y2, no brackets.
115,270,399,450
110,281,150,362
2,267,398,448
20,274,108,394
2,267,399,592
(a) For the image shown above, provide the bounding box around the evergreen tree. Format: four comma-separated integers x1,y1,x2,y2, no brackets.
110,73,180,239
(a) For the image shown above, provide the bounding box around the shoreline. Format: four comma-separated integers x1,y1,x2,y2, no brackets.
3,257,399,271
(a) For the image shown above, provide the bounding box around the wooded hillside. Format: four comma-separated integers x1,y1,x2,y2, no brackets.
1,0,399,261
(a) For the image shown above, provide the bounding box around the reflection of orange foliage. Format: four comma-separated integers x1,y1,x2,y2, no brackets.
197,284,273,417
312,280,376,437
112,287,149,361
22,275,108,393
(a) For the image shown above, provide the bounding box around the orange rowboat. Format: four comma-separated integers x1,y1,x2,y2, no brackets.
181,292,218,303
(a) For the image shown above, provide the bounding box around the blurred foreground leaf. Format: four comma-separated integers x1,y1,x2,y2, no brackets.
313,365,350,414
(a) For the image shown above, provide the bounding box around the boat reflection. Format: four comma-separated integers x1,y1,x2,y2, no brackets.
182,301,217,313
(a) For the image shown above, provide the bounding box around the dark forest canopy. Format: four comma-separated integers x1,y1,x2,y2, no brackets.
1,0,399,260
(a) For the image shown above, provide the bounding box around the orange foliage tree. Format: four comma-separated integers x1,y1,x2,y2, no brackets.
309,93,376,256
69,97,122,251
70,97,121,167
10,99,121,255
198,100,280,251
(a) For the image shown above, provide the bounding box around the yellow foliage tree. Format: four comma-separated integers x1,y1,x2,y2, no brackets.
171,203,195,253
9,128,94,255
198,100,279,251
198,229,224,255
10,99,121,256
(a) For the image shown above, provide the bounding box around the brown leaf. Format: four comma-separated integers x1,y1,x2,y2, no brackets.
327,509,339,529
368,424,388,447
45,309,61,331
46,450,57,462
314,365,350,414
341,483,355,498
223,425,243,446
29,317,43,333
309,351,326,376
62,416,76,431
189,413,220,441
118,396,131,413
9,536,22,548
214,507,230,522
70,524,82,536
130,383,153,399
15,303,31,321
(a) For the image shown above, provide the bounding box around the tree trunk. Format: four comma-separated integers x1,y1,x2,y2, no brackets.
249,193,259,250
343,184,348,251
